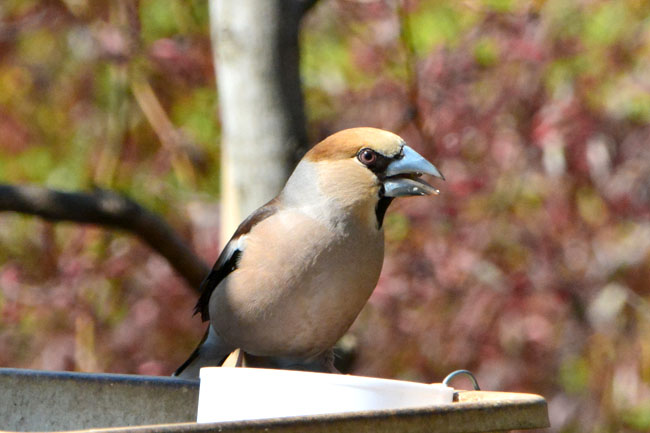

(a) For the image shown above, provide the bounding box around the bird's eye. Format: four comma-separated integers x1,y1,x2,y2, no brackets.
358,148,377,166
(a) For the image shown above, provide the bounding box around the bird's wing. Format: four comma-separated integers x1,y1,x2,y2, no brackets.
194,199,279,321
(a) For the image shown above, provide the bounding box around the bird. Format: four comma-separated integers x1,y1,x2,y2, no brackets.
174,127,443,378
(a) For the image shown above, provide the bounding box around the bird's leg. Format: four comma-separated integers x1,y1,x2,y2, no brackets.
321,349,341,374
221,349,246,367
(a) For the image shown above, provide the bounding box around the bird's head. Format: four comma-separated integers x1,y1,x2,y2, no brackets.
286,127,444,228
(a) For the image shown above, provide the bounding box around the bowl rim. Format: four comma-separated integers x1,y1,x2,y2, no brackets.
199,367,453,393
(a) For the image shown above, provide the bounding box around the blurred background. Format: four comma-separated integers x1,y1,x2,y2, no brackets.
1,0,650,431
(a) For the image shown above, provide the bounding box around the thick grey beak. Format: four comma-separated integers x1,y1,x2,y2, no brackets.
383,145,444,198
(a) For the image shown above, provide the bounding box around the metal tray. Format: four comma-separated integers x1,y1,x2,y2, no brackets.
0,368,549,432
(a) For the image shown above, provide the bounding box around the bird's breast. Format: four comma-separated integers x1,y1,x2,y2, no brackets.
209,209,384,357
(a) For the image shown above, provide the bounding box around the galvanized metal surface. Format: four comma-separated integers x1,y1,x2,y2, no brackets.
0,368,199,432
0,368,549,433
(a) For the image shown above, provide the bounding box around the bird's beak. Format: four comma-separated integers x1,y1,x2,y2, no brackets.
382,145,444,198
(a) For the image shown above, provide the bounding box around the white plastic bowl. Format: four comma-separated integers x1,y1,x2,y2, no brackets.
197,367,454,423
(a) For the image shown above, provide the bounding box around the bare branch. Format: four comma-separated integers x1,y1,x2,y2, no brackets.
0,184,209,290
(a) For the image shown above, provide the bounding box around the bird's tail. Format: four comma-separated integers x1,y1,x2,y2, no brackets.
173,325,234,379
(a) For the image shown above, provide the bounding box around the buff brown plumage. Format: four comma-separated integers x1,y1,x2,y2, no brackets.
174,127,443,378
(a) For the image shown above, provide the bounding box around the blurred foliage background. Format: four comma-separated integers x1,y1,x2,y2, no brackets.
1,0,650,431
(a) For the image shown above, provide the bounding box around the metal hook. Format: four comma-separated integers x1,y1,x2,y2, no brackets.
442,370,480,390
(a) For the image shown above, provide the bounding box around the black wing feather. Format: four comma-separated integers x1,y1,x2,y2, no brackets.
193,200,279,321
193,248,242,321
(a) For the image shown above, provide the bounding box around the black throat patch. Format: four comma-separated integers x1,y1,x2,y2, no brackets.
375,195,394,229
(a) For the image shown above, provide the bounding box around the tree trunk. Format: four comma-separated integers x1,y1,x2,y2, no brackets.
210,0,310,240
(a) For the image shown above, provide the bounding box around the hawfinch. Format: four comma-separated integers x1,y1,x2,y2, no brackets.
174,127,443,378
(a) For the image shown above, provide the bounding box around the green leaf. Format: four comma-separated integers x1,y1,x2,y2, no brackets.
559,356,590,395
583,2,629,47
474,38,499,68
